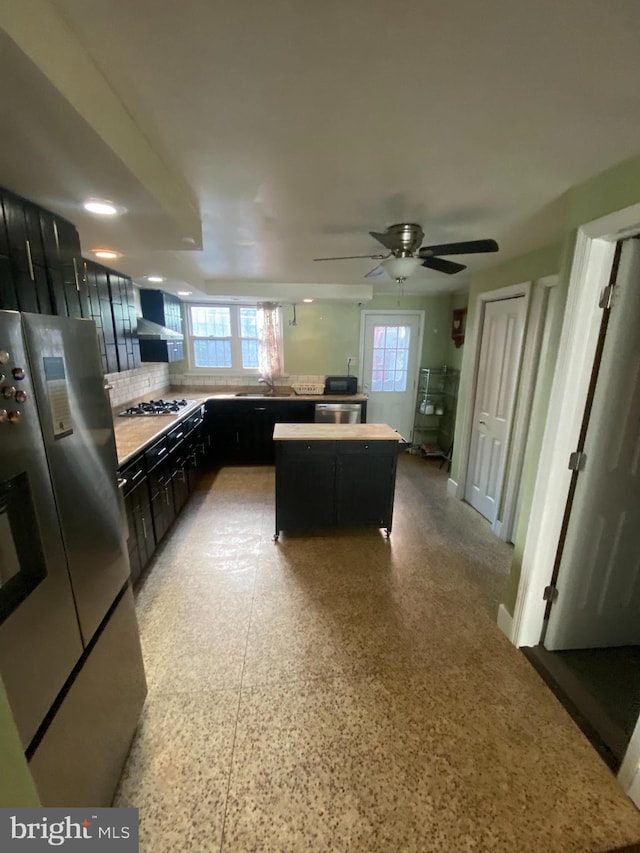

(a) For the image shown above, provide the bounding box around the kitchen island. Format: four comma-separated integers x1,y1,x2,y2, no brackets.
273,423,405,539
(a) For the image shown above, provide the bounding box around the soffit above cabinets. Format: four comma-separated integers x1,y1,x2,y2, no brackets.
2,1,640,301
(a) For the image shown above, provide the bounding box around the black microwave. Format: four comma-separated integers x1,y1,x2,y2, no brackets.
324,375,358,395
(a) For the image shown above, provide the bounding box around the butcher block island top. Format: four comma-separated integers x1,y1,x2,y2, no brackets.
273,423,404,442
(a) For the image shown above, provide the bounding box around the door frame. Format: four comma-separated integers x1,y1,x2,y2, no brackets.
358,309,425,433
451,281,531,538
510,203,640,647
507,201,640,807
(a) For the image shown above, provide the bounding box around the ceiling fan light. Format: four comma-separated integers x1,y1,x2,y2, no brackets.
382,256,421,281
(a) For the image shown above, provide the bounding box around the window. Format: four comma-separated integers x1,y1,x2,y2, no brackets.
371,325,411,392
188,305,260,371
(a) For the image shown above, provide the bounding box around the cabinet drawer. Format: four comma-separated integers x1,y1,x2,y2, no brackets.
338,440,399,455
278,440,336,456
145,437,170,472
119,456,147,496
167,422,187,452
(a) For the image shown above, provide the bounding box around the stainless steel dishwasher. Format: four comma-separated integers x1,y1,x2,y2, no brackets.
314,402,362,424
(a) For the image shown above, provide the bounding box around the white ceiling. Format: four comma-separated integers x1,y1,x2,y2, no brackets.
2,0,640,301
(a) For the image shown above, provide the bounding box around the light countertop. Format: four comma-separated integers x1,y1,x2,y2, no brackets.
113,391,368,466
273,423,404,442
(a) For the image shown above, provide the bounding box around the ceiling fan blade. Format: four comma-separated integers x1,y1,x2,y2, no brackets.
422,257,467,275
369,230,397,251
364,264,385,278
313,253,387,262
419,239,499,258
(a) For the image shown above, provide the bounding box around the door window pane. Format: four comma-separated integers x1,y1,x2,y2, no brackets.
371,325,411,393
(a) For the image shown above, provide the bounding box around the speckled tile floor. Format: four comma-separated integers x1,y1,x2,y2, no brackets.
114,455,640,852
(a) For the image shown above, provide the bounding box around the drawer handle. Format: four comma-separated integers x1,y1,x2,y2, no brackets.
131,469,144,482
117,477,127,490
156,447,167,457
173,432,184,440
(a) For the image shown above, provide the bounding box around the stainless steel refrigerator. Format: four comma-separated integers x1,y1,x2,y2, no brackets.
0,311,146,806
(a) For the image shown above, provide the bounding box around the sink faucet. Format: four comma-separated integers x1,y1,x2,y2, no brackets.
258,377,275,395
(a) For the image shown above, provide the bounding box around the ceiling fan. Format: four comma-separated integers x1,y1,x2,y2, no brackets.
314,223,499,281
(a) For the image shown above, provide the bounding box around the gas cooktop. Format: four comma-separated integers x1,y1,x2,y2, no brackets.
118,399,194,417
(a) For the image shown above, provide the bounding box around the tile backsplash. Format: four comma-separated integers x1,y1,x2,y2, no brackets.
105,364,170,409
106,366,329,411
169,373,326,391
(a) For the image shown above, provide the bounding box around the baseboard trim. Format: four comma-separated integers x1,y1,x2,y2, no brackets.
447,478,458,497
497,603,514,641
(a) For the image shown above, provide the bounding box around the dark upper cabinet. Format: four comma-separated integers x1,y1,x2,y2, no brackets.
0,188,83,317
82,258,141,375
0,185,140,374
0,256,18,311
139,289,184,363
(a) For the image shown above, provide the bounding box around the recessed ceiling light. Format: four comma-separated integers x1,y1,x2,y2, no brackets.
177,290,192,296
93,249,120,260
303,298,314,303
147,276,165,283
83,198,123,216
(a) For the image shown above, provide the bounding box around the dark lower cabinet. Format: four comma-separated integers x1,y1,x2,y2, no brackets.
274,439,399,538
118,405,208,585
336,442,399,528
275,441,337,531
121,457,155,586
205,399,317,464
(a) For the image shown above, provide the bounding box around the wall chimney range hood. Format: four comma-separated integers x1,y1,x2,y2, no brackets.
136,317,184,341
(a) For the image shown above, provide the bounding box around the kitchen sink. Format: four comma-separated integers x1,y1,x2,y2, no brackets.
234,392,295,398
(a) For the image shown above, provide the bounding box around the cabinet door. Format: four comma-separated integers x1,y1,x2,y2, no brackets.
23,203,46,268
56,218,84,318
139,499,155,567
171,452,189,513
275,442,336,531
124,491,142,585
0,256,18,310
2,192,29,271
38,209,63,272
336,442,397,529
12,267,39,313
33,265,53,315
139,289,165,325
0,194,10,258
46,267,68,316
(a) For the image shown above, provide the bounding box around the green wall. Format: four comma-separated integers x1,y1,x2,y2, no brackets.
0,679,39,806
282,301,361,375
283,293,459,377
445,292,469,371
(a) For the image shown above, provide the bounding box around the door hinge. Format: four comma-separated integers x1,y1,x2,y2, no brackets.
543,585,558,603
599,285,614,310
568,450,586,472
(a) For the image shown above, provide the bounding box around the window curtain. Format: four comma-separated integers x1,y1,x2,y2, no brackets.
257,302,282,383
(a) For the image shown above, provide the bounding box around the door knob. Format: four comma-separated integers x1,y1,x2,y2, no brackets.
479,420,486,425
